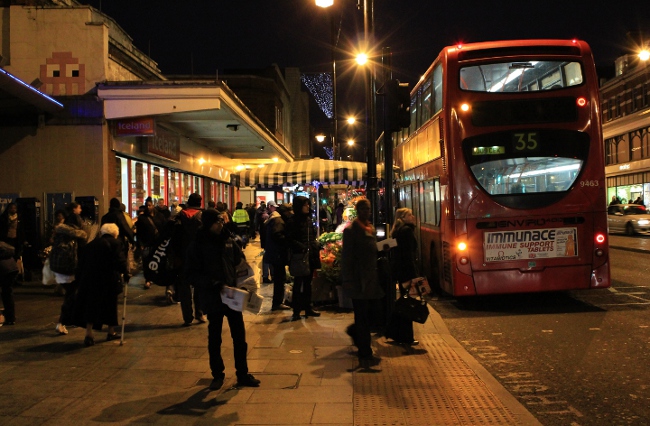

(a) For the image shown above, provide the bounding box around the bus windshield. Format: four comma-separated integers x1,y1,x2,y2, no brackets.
460,61,584,92
463,129,590,195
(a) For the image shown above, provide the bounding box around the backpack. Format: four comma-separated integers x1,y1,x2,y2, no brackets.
49,236,78,275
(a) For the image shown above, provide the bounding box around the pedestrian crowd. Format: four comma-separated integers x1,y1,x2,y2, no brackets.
1,194,422,383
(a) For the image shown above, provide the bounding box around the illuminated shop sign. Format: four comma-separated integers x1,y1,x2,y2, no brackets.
142,126,181,162
114,117,155,136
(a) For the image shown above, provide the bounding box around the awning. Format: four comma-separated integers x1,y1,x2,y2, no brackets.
239,158,384,187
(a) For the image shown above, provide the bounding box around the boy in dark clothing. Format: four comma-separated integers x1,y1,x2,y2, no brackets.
264,202,293,311
184,209,260,390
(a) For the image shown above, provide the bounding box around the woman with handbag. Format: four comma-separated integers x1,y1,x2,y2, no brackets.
387,208,419,346
286,196,321,321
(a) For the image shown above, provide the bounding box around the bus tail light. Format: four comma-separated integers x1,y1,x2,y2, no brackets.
595,232,606,257
577,97,587,107
457,242,469,265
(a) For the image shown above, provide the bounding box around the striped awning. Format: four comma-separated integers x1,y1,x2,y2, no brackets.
239,158,383,187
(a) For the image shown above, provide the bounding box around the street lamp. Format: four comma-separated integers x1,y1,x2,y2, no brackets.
316,0,340,160
640,49,650,62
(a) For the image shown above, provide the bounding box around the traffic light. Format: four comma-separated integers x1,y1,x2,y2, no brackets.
385,79,411,133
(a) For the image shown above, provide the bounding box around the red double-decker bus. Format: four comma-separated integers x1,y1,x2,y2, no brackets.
392,39,610,296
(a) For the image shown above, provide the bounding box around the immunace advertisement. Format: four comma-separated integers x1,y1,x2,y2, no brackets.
484,227,578,262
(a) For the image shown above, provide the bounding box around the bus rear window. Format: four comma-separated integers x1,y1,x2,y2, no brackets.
460,61,584,92
463,129,590,196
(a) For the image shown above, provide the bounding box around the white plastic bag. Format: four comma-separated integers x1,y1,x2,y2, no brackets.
42,258,56,285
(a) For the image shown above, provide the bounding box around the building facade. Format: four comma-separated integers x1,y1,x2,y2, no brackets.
601,53,650,205
0,0,308,255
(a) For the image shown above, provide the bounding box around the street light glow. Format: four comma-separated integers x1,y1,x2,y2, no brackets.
315,134,326,142
640,49,650,61
315,0,334,7
347,116,356,125
356,53,368,65
347,139,355,146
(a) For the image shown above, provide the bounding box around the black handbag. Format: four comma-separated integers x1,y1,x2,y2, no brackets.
289,252,310,276
393,295,429,324
289,223,312,276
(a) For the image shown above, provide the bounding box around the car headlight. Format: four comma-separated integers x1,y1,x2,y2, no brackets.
638,219,650,226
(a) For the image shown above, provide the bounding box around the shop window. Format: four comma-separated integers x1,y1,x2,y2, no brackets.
616,134,629,163
605,138,617,165
151,166,166,201
631,130,642,161
633,87,641,111
642,128,650,159
131,161,149,216
117,156,129,214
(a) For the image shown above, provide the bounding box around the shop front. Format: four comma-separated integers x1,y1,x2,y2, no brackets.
112,118,233,217
605,159,650,207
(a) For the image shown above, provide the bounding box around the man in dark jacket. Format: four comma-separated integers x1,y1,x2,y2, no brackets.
341,199,383,367
184,209,260,390
173,193,205,326
264,202,293,311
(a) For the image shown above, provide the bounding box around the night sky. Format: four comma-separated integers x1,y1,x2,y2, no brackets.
81,0,650,157
83,1,650,79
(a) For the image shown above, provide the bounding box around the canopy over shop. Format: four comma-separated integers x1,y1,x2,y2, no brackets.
239,158,383,187
239,158,384,234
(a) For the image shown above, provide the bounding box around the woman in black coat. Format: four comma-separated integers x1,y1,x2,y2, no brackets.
387,208,419,345
286,196,320,321
76,223,129,346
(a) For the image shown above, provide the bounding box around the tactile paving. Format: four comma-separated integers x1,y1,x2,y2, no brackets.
352,333,520,425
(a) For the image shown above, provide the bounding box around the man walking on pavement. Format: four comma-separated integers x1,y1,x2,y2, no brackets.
264,201,292,311
341,199,383,367
185,209,260,390
172,193,206,326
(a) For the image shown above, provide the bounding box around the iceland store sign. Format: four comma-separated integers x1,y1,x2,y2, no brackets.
143,125,181,162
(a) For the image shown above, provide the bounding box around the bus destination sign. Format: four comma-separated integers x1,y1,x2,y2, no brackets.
484,227,578,262
472,146,505,155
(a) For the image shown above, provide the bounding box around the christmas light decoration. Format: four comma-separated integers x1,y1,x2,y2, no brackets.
302,72,333,118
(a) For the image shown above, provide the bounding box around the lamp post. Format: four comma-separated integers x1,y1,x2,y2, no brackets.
359,0,378,225
316,0,340,160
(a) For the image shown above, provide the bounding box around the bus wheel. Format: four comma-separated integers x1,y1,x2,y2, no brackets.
626,222,636,236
